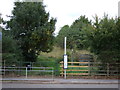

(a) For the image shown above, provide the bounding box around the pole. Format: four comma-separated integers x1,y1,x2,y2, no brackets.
64,37,67,79
64,69,66,79
71,49,73,65
52,67,54,81
26,67,27,78
64,37,66,55
107,63,109,76
4,60,5,76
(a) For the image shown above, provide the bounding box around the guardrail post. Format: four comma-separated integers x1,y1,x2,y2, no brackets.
26,67,27,78
4,60,5,76
107,63,109,76
52,67,54,81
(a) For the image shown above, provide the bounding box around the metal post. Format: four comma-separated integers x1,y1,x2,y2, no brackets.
107,63,109,76
64,37,67,79
71,49,73,65
52,67,54,81
64,69,66,79
64,37,67,55
4,60,5,76
26,67,27,78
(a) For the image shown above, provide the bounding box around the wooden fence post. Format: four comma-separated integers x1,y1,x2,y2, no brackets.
88,61,91,76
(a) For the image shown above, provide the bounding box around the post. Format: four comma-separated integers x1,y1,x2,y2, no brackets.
71,49,73,65
64,37,66,55
88,61,91,76
64,55,67,79
4,60,5,76
26,67,27,78
64,69,66,79
52,67,54,81
107,63,109,76
64,37,67,79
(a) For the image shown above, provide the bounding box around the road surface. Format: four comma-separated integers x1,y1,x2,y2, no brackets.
2,83,119,88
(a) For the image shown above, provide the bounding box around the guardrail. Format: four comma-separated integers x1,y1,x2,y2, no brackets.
1,66,54,79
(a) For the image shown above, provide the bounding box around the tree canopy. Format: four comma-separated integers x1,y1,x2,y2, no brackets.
7,2,57,62
88,15,119,63
56,15,120,63
56,15,91,49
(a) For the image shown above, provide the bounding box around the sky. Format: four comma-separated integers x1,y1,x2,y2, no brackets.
0,0,119,35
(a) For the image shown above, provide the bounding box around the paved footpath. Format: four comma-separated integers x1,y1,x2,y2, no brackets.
2,78,120,89
2,78,119,84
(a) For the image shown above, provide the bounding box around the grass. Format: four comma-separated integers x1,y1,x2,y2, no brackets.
41,46,64,58
38,46,92,76
40,46,91,59
3,46,92,76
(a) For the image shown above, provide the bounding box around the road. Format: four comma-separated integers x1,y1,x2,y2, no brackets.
2,83,119,88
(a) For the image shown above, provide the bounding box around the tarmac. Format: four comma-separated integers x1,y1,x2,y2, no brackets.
2,78,119,84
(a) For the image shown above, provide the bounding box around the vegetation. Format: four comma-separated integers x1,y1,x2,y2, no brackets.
56,15,91,50
1,1,119,77
56,15,120,64
6,2,56,62
2,30,23,66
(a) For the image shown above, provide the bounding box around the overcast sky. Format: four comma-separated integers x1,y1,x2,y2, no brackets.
0,0,119,35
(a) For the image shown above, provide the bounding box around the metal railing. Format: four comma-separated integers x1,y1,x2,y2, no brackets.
1,66,54,79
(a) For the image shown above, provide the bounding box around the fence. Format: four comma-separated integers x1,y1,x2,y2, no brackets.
1,61,120,78
1,66,54,79
60,61,120,76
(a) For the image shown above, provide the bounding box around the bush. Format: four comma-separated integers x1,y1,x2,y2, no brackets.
35,55,62,76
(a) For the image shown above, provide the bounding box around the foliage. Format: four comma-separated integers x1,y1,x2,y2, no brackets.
56,14,120,63
84,15,120,63
2,30,23,66
55,25,69,48
0,13,3,24
56,15,91,50
7,2,56,62
36,55,62,76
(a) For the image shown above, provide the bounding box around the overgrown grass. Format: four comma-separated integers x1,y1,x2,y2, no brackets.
36,55,62,76
41,46,64,58
40,46,91,59
35,46,92,76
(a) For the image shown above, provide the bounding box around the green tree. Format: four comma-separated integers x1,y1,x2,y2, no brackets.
55,25,69,48
85,15,120,63
2,29,23,66
56,15,91,50
7,2,56,62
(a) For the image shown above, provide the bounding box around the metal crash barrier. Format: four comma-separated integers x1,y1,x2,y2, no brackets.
1,66,54,79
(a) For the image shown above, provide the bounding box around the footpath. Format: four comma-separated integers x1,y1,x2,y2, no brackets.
2,78,119,84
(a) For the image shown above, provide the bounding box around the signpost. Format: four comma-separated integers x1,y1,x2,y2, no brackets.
64,54,67,69
64,37,67,79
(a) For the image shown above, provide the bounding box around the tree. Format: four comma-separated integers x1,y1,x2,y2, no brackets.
85,15,120,63
55,25,69,48
56,15,91,50
7,2,56,62
2,30,23,66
